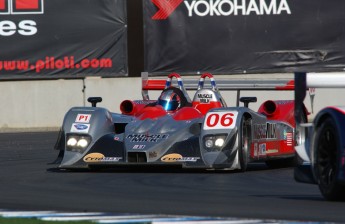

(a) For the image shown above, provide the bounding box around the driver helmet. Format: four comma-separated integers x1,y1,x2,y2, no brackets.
157,89,181,111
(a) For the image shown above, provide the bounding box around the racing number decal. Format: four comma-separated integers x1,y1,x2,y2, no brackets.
76,114,92,123
206,113,232,127
204,111,238,130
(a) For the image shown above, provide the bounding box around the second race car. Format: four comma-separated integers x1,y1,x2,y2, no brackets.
54,73,307,171
294,72,345,200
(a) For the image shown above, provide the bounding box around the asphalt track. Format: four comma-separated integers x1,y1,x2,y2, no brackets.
1,132,345,223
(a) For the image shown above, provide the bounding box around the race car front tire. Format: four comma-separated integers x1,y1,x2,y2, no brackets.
239,117,251,172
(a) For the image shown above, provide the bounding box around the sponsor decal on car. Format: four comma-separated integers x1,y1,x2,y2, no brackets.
149,151,158,158
253,124,267,140
197,93,213,103
83,153,122,162
75,114,92,123
259,143,266,156
266,149,278,154
286,132,293,146
161,153,200,162
70,123,90,133
132,145,146,150
126,134,169,142
266,123,277,139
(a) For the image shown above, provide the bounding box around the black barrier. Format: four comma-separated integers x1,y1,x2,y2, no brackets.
144,0,345,75
127,0,145,77
0,0,127,80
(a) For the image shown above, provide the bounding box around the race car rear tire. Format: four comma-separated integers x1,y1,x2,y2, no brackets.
239,117,251,172
314,117,345,201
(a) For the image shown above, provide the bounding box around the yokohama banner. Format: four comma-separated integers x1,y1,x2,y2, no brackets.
0,0,127,80
144,0,345,75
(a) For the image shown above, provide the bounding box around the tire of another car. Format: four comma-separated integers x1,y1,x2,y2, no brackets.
314,117,345,201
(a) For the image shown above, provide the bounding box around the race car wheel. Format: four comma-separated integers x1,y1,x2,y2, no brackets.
239,117,251,172
314,117,345,201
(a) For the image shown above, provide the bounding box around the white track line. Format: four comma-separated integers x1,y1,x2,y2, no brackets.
0,210,323,224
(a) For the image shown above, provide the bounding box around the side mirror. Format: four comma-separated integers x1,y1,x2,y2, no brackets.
240,97,257,108
87,97,102,107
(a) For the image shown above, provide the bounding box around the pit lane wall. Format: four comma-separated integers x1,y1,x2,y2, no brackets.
1,74,344,132
0,77,143,132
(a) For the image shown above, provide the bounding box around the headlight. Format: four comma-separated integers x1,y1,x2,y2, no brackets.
204,134,227,151
66,134,91,153
67,137,77,147
205,139,214,148
77,139,89,148
215,138,225,147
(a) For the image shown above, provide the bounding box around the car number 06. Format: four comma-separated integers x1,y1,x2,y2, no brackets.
204,111,238,130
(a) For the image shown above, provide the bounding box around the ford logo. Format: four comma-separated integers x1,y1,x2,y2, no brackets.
74,124,88,130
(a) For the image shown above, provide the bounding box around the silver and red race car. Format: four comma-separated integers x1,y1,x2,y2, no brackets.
54,73,306,171
294,72,345,201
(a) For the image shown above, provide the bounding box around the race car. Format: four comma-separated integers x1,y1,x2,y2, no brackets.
54,72,306,171
294,72,345,201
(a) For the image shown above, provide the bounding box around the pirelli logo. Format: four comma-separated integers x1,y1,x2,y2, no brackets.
0,0,43,14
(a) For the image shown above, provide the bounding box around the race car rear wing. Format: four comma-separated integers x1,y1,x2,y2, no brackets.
141,72,295,106
294,72,345,125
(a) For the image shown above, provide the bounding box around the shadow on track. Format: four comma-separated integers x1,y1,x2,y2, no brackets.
46,162,273,174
